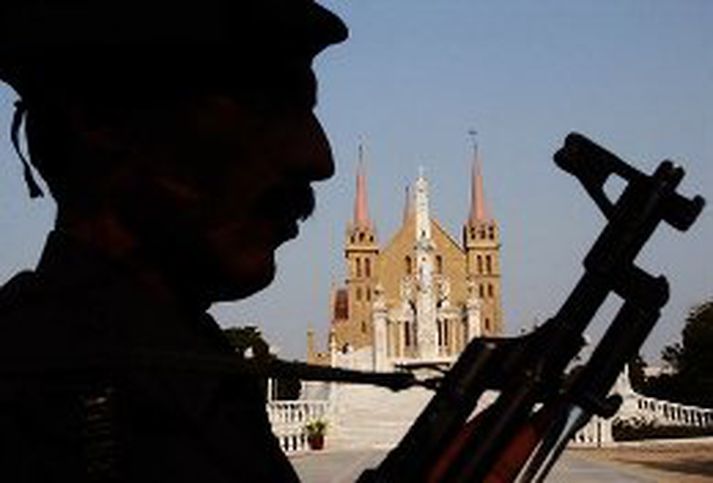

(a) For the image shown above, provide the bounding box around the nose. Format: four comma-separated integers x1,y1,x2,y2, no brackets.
310,116,336,181
291,113,335,182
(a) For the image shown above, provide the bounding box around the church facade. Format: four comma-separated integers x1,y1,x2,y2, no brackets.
308,145,503,371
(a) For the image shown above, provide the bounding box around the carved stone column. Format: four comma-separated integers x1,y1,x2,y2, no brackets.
372,283,389,371
466,278,482,342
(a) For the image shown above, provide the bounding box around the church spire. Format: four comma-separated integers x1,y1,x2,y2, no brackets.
468,131,490,224
415,167,433,243
402,184,413,224
354,144,371,229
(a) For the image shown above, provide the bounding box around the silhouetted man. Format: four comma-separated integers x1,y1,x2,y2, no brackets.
0,1,346,481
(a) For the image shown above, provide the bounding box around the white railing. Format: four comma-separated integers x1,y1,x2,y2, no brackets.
625,394,713,428
571,416,614,447
570,370,713,447
267,368,713,453
268,400,331,454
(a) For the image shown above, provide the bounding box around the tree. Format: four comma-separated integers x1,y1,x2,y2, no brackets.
223,326,271,362
651,299,713,408
222,326,302,400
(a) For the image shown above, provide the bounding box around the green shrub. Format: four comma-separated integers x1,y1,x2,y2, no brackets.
305,419,327,437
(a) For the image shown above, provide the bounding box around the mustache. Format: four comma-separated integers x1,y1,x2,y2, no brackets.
256,183,316,223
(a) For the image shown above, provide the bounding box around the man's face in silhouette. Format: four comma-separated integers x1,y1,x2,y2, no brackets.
102,64,334,302
0,1,347,304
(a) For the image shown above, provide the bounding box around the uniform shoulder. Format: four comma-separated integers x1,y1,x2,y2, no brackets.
0,270,65,353
0,270,40,317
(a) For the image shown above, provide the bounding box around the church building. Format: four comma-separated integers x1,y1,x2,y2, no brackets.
308,144,503,371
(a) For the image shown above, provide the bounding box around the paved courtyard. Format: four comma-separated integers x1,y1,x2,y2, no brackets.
291,449,654,483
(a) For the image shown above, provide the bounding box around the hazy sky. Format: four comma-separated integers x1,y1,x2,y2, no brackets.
0,1,711,363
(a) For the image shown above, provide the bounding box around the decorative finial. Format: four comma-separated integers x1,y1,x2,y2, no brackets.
468,129,478,153
403,184,414,224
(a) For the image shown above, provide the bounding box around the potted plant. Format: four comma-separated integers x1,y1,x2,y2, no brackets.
305,419,327,450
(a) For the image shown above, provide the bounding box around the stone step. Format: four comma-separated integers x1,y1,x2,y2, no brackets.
328,384,432,449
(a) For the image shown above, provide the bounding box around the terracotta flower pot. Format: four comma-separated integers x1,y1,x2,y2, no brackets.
308,434,324,450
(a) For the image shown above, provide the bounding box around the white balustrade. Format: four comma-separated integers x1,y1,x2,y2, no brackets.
266,367,713,453
267,400,331,454
624,394,713,428
571,416,614,447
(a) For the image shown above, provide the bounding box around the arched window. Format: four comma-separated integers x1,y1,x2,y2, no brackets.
488,284,494,298
486,255,492,274
436,255,443,274
356,258,362,278
485,318,491,331
356,287,362,301
488,226,495,240
366,288,371,302
361,320,367,333
404,321,411,346
437,320,443,346
443,320,449,346
365,258,371,277
405,256,412,275
477,255,483,274
479,284,485,298
359,232,365,242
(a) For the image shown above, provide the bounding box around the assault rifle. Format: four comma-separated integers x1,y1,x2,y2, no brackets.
356,132,705,482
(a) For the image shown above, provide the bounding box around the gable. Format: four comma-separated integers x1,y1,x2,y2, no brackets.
376,216,468,309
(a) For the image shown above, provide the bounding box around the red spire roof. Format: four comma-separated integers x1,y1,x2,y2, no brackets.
353,144,371,229
468,142,490,224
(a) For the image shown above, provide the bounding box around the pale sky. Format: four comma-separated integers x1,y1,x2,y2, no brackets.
1,1,711,363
